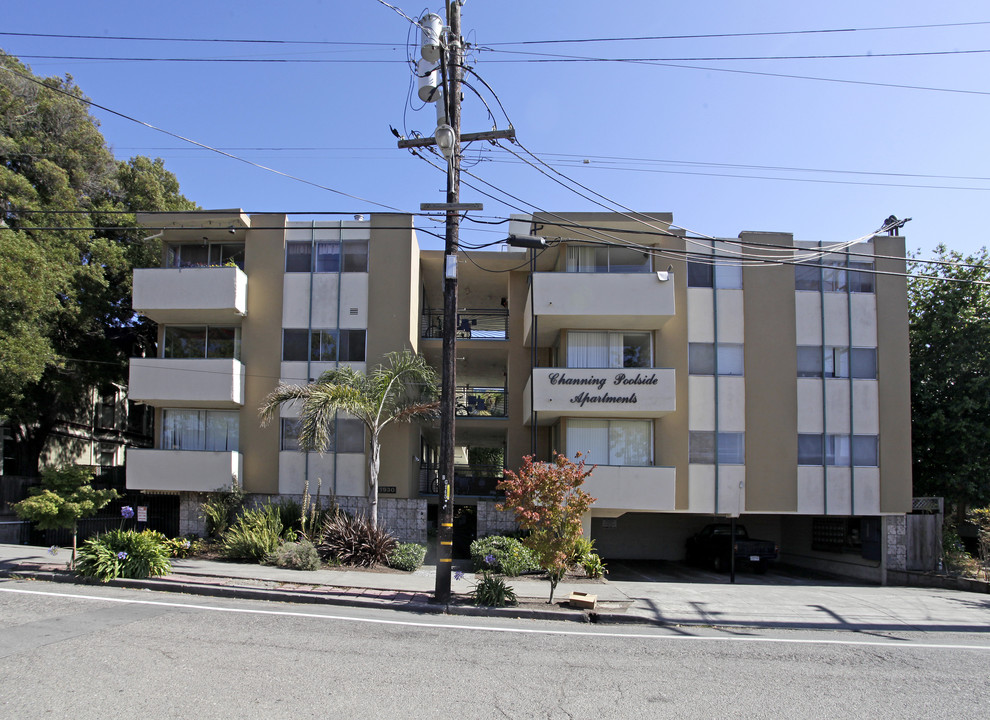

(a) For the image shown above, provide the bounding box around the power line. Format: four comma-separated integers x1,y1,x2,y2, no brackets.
484,20,990,46
483,153,990,192
0,31,400,46
7,19,989,48
480,47,990,62
0,57,405,212
15,46,990,64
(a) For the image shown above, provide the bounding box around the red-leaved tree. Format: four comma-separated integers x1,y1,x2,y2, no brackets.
497,453,596,603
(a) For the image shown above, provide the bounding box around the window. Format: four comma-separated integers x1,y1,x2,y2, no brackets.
97,392,117,428
565,245,651,273
282,329,366,362
795,258,875,294
567,419,652,466
689,431,745,464
688,343,744,376
161,409,239,451
798,434,879,466
162,326,241,360
686,261,742,289
849,262,875,293
280,417,364,453
166,243,244,269
797,346,823,378
798,347,877,379
566,331,652,368
285,240,369,273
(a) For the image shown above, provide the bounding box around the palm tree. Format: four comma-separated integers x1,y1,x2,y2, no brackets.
259,350,439,530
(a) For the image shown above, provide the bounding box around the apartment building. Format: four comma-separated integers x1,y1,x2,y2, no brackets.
126,210,912,580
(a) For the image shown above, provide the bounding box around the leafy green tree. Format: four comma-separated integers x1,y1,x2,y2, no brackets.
11,466,120,568
909,245,990,510
497,453,596,603
259,350,439,530
0,54,197,473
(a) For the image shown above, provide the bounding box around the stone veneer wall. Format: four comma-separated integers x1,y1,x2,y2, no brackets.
335,496,427,544
178,492,427,544
476,499,518,538
885,514,907,572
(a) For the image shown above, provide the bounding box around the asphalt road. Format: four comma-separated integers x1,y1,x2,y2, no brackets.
1,579,987,719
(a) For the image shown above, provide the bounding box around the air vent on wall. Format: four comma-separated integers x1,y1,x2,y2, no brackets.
349,307,359,316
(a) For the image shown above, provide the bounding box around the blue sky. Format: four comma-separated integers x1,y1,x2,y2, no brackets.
4,1,989,259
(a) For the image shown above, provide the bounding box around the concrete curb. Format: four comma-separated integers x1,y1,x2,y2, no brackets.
0,567,621,626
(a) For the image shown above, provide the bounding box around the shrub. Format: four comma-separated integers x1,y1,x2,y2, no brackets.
471,572,517,607
568,537,595,566
388,542,427,571
201,482,247,539
470,535,538,576
220,504,284,561
269,539,321,571
582,553,608,579
318,513,396,567
273,497,304,538
76,529,172,582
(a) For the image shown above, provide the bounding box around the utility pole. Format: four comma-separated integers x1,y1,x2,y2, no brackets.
435,0,462,604
396,2,514,604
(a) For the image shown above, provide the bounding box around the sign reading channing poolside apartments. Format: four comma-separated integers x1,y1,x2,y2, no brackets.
530,368,676,417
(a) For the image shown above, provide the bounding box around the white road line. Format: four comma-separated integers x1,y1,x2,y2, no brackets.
2,585,988,652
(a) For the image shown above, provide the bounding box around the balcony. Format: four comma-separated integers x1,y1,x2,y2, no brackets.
419,464,504,498
523,367,676,424
523,272,675,345
421,309,509,341
584,465,677,512
128,358,245,408
126,449,242,493
133,266,247,325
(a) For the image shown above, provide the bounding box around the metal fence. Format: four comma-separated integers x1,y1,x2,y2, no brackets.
456,387,507,417
419,464,504,498
421,309,509,340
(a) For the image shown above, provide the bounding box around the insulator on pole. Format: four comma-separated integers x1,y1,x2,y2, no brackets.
420,13,444,62
417,58,440,103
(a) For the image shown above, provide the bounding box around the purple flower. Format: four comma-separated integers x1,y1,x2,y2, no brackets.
484,554,496,567
48,545,59,556
116,551,128,560
120,506,135,519
454,570,464,581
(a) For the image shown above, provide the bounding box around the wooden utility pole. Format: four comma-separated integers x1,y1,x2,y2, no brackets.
395,3,514,604
434,0,462,603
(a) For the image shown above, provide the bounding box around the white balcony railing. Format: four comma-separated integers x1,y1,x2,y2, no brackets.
128,358,245,408
524,272,675,345
584,465,677,512
126,449,242,493
133,266,247,324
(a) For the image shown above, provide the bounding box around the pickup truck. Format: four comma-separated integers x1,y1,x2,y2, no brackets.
685,524,779,574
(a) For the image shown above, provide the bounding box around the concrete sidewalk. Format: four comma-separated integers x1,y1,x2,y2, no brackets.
1,543,987,632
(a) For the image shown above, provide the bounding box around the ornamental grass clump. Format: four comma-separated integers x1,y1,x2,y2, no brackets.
220,504,284,562
471,572,517,608
75,529,172,582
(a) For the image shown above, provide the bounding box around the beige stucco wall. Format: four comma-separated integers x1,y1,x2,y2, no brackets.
874,235,912,513
742,232,798,512
239,213,286,494
366,215,421,498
